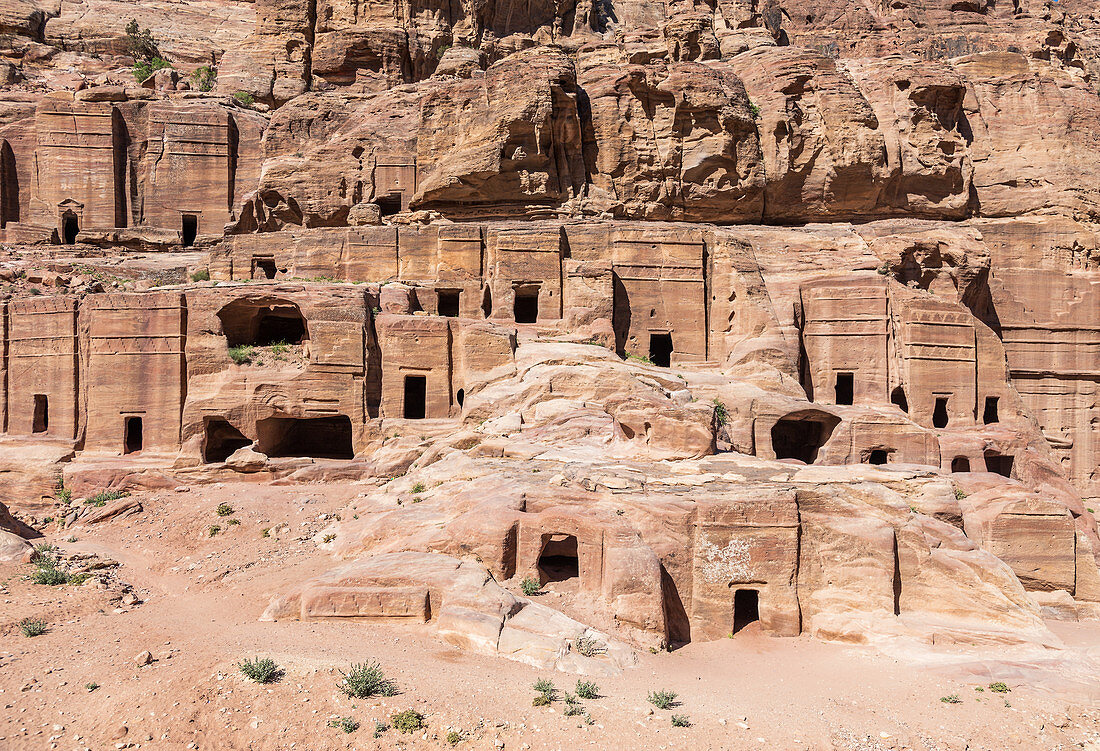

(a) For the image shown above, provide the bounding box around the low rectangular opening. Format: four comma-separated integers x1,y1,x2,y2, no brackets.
514,287,539,324
835,372,854,405
403,375,427,419
985,451,1014,477
251,257,277,280
951,456,970,472
983,396,999,424
124,416,143,454
868,449,888,465
438,289,460,318
182,214,198,247
732,588,759,634
256,415,354,459
377,195,402,217
648,333,673,367
32,394,48,433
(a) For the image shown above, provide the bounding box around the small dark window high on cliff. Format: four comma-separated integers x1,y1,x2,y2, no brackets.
182,214,198,247
891,386,909,414
835,372,854,405
124,416,143,454
983,396,1000,424
62,214,78,245
538,534,579,584
514,287,539,323
649,333,673,367
732,588,759,634
438,289,460,318
32,394,48,433
985,451,1014,477
404,375,426,419
932,397,949,428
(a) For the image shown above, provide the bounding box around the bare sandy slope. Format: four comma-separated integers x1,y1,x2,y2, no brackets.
3,483,1100,751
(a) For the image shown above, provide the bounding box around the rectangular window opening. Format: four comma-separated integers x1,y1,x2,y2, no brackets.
983,396,1000,424
251,257,277,280
438,289,460,318
835,372,854,405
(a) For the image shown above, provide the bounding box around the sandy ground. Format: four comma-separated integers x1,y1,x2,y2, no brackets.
3,482,1100,751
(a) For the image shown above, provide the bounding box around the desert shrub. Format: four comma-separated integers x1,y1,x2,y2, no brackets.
411,481,426,493
564,700,584,717
226,518,240,527
373,721,388,738
32,542,57,562
713,399,728,424
446,730,462,745
627,353,653,365
749,102,761,119
339,661,397,698
86,490,125,507
228,345,255,364
940,694,962,704
68,572,92,586
261,527,271,538
85,682,99,692
390,710,424,734
520,577,541,596
216,503,234,517
583,713,595,726
190,269,210,282
19,617,46,637
133,57,172,82
233,91,255,106
671,714,691,727
533,678,554,695
208,525,221,537
238,657,282,684
322,533,336,543
988,682,1010,694
647,689,677,710
125,20,159,61
327,717,359,734
574,635,606,657
32,555,70,586
954,488,967,500
56,487,72,505
532,693,551,707
575,680,599,700
190,65,217,92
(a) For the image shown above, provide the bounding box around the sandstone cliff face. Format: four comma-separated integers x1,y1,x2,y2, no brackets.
1,0,1100,665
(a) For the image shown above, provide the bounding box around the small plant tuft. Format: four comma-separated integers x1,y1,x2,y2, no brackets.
941,694,962,704
647,689,678,710
85,682,99,692
988,682,1010,694
574,634,606,658
411,481,426,493
238,657,282,684
339,661,397,699
373,721,388,738
190,269,210,282
748,101,761,119
228,345,255,365
671,714,691,727
390,709,425,734
954,488,967,501
233,91,256,106
713,398,728,424
216,503,234,517
19,617,47,637
575,679,599,699
86,489,125,507
327,717,359,734
520,577,542,596
208,525,221,537
446,730,462,745
190,65,217,92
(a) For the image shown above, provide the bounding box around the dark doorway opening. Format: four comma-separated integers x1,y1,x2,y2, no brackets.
983,396,1000,424
649,333,673,367
218,300,308,347
377,195,402,217
32,394,48,433
984,451,1014,477
514,287,539,323
256,415,354,459
124,416,143,454
891,386,909,414
538,534,579,584
932,397,949,428
661,564,691,645
1,141,19,228
255,312,305,345
951,456,971,473
438,289,460,318
771,410,841,464
403,375,427,419
182,214,198,247
481,286,493,318
868,449,889,465
252,258,277,280
456,388,464,408
834,372,854,405
62,213,78,245
732,588,760,634
203,418,252,463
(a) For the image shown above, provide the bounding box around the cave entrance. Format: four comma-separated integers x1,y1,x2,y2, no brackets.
377,195,402,217
538,534,579,584
868,449,889,465
732,588,759,634
649,333,673,367
891,386,909,414
951,456,971,473
182,214,198,247
983,396,1000,424
256,415,354,459
218,299,308,347
62,213,79,245
984,451,1014,477
403,375,426,419
513,285,540,324
32,394,48,434
834,372,854,405
932,397,949,428
770,410,841,464
124,416,143,454
437,289,460,318
251,257,277,280
203,418,252,463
